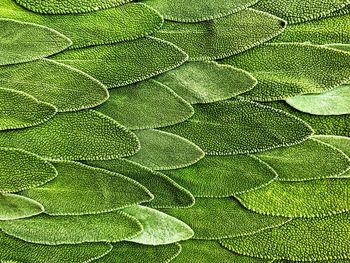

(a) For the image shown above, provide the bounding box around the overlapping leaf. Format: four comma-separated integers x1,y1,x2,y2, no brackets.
314,135,350,156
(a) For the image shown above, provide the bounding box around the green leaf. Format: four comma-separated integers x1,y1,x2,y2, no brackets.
95,242,181,263
0,110,140,161
163,155,277,197
173,240,268,263
0,59,109,112
0,1,163,49
222,43,350,101
123,206,194,245
22,161,153,215
253,0,350,24
255,138,350,181
0,194,44,220
313,135,350,156
128,129,204,170
52,37,188,88
95,80,194,130
163,100,313,155
287,84,350,115
0,148,57,193
161,198,289,239
0,88,56,130
142,0,259,22
220,213,350,261
0,232,112,263
153,9,286,61
0,18,71,66
0,212,142,245
84,158,195,208
14,0,133,14
154,61,257,104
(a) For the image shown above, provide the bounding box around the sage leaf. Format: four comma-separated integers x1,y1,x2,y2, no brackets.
161,198,289,239
0,18,71,66
52,37,188,88
0,212,143,245
22,161,153,215
128,129,205,170
313,135,350,156
163,100,313,155
0,194,44,220
153,9,286,61
163,155,277,197
154,61,257,104
0,88,56,130
0,148,57,193
95,80,194,130
123,206,193,245
0,110,140,161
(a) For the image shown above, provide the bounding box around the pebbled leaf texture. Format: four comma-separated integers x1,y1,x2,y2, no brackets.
313,135,350,157
0,194,44,220
95,79,194,130
0,110,140,161
0,59,109,112
222,43,350,101
128,129,205,170
0,88,56,130
154,61,257,104
0,18,71,66
0,1,163,49
220,213,350,261
255,138,350,181
163,155,277,197
14,0,133,14
161,197,289,239
52,37,188,88
22,161,153,215
142,0,259,22
0,148,57,193
0,231,112,263
163,100,313,155
0,211,143,245
84,158,195,209
123,206,194,245
253,0,350,24
153,9,286,61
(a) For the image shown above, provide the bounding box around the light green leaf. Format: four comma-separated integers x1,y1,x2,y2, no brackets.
52,37,188,88
123,206,194,245
255,138,350,181
0,1,163,49
0,88,56,130
84,158,195,209
313,135,350,156
14,0,133,14
222,43,350,101
95,80,194,130
128,129,204,170
0,194,44,220
163,155,277,197
287,84,350,115
153,9,286,61
220,213,350,261
0,110,140,161
0,18,71,66
173,240,268,263
161,198,289,239
0,59,109,112
22,161,153,215
142,0,259,22
95,242,181,263
253,0,350,24
0,148,57,193
163,100,313,155
0,211,143,245
154,61,257,104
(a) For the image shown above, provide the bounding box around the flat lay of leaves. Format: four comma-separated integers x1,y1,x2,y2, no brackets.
0,0,349,262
